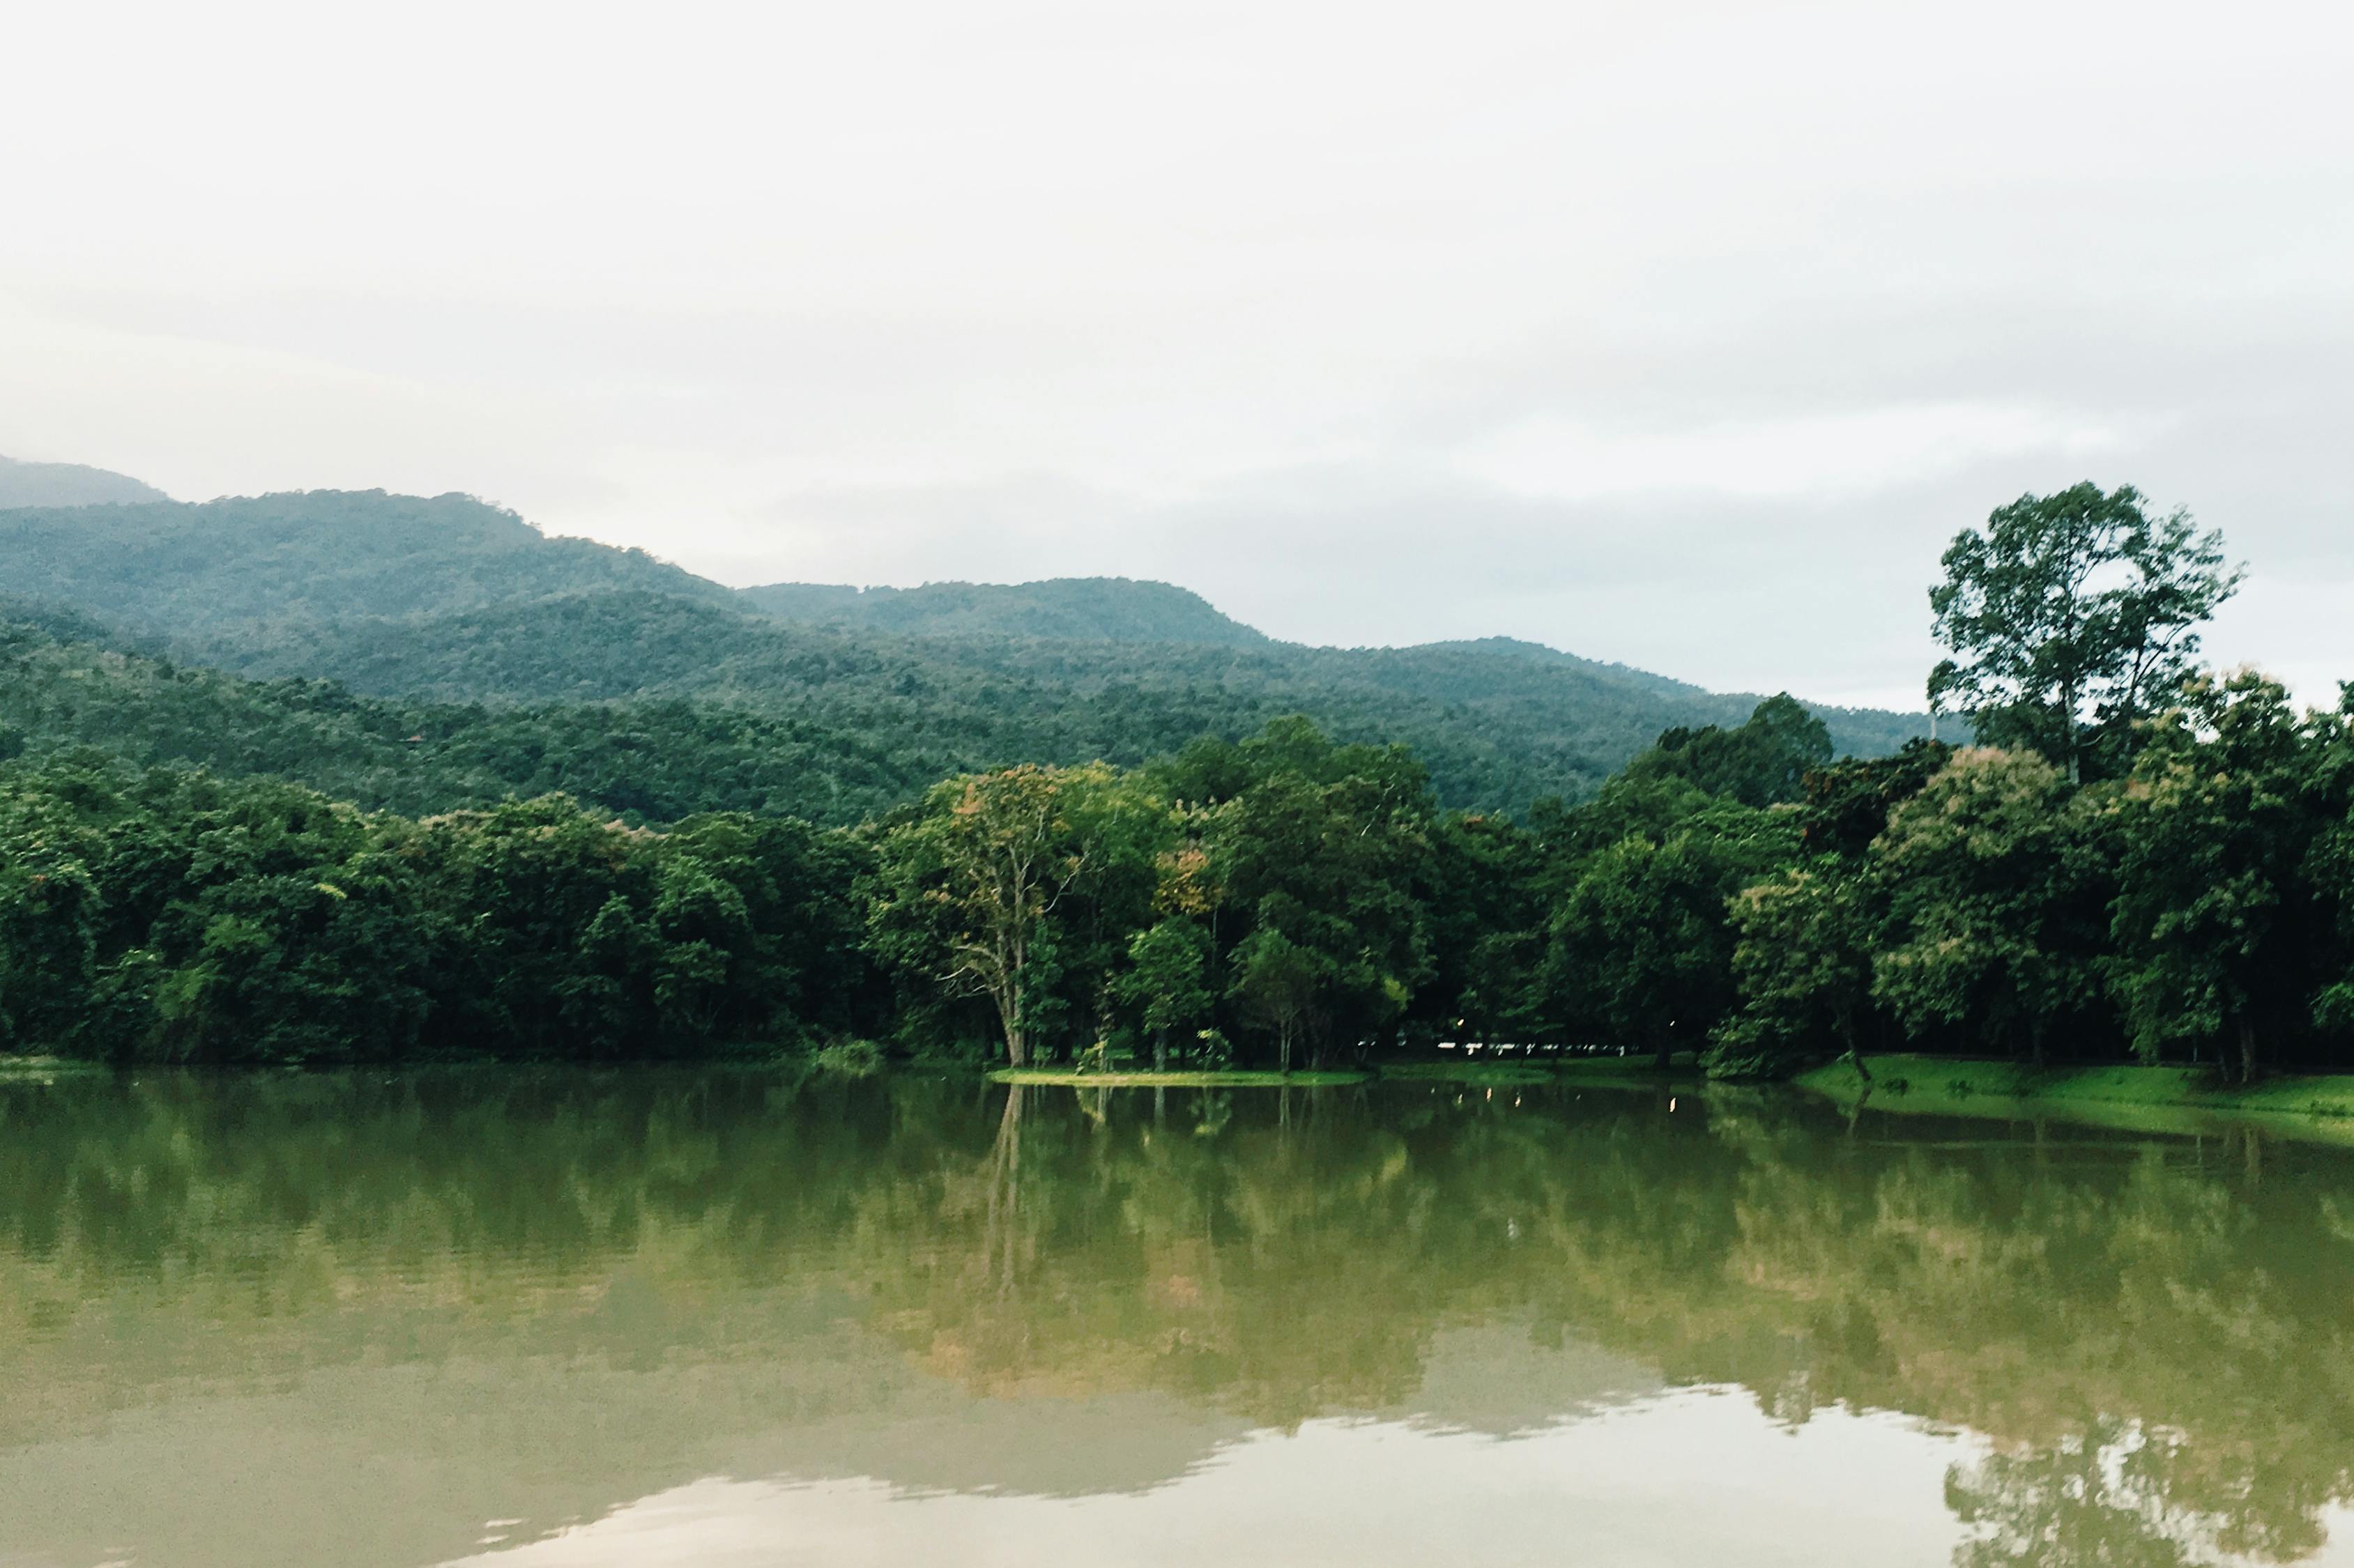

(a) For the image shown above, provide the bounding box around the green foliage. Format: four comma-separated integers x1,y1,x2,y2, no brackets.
6,480,2353,1082
2109,672,2328,1079
1112,918,1215,1068
1705,864,1878,1079
1870,749,2117,1063
0,615,933,827
1794,738,1953,858
0,757,877,1063
1928,482,2240,781
0,489,1925,820
1624,693,1833,806
867,762,1165,1066
1543,803,1801,1065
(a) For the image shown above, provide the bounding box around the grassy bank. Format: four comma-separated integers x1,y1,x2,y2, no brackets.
1799,1054,2354,1138
991,1057,1702,1091
0,1055,107,1082
988,1068,1371,1087
1382,1056,1699,1088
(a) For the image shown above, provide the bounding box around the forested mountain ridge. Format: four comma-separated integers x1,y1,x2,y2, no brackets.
737,576,1269,645
0,454,170,509
0,490,734,661
0,488,1925,814
0,615,933,824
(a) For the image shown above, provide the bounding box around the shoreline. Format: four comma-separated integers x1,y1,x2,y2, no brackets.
1798,1054,2354,1143
988,1057,1702,1090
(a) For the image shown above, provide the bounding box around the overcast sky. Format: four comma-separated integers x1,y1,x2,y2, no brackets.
5,0,2349,709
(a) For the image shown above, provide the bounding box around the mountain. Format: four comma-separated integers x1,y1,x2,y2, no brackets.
0,489,1927,816
736,577,1269,645
0,612,934,825
0,491,732,662
0,454,170,509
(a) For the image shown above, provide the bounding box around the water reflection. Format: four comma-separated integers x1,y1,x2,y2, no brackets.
1,1070,2350,1567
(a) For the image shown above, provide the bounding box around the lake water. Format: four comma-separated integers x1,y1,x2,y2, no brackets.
4,1068,2353,1567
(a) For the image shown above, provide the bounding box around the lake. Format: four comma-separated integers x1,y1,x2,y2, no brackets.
3,1068,2352,1567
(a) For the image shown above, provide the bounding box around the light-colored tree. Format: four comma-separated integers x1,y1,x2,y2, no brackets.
871,762,1158,1066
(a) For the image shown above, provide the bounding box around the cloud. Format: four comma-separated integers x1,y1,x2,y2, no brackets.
1,0,2349,707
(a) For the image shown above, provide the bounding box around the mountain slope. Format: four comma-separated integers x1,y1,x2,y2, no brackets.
0,613,932,824
0,454,171,508
0,490,734,660
736,576,1269,645
0,489,1927,814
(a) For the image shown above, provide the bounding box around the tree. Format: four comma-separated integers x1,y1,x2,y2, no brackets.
1227,926,1324,1074
869,763,1154,1066
1927,484,2240,783
1546,804,1799,1068
1706,863,1878,1081
1113,918,1214,1070
1628,693,1835,807
1871,748,2116,1064
2111,672,2324,1081
1195,718,1436,1067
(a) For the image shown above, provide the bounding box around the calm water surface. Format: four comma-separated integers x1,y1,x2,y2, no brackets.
3,1069,2352,1567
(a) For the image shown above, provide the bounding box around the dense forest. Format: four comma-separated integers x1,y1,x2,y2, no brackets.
0,489,1921,814
4,481,2350,1079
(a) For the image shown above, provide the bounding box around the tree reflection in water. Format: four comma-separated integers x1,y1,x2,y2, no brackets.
1,1069,2350,1565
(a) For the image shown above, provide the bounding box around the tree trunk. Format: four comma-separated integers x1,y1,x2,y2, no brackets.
1653,1026,1672,1073
1154,1026,1168,1073
993,968,1028,1068
2238,1016,2259,1086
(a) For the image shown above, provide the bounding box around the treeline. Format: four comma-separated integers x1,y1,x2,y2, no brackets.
0,758,874,1062
10,678,2354,1076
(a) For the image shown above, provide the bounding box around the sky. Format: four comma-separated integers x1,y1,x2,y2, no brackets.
3,0,2349,710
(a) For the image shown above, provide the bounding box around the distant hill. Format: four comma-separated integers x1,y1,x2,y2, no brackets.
0,489,1927,815
0,490,733,661
0,612,934,825
0,454,170,509
737,577,1269,645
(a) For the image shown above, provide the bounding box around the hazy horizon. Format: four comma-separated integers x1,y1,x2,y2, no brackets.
6,0,2351,709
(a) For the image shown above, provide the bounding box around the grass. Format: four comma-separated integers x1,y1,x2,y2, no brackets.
1381,1056,1696,1086
1799,1054,2354,1142
989,1068,1370,1087
0,1055,109,1083
991,1056,1700,1091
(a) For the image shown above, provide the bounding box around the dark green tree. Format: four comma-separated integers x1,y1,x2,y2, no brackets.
1871,748,2118,1065
2111,672,2323,1081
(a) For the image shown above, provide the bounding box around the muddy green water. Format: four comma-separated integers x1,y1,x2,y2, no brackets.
3,1070,2351,1567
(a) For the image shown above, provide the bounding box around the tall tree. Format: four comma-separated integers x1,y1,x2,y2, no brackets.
1927,484,2240,782
869,763,1156,1066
